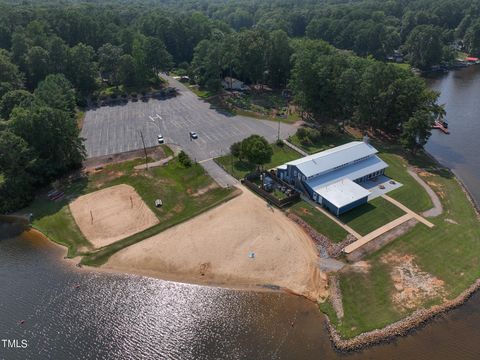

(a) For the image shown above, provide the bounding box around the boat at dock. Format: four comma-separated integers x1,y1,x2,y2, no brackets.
432,119,450,134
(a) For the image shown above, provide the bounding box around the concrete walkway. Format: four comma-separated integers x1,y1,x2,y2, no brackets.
344,214,412,254
407,168,443,217
302,195,361,239
344,195,435,254
382,195,434,228
200,159,238,188
283,139,309,156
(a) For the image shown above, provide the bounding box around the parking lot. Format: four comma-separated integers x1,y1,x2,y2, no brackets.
81,76,297,163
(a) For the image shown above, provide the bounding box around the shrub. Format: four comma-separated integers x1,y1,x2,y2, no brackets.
297,127,308,140
276,139,284,147
178,151,192,167
230,141,242,159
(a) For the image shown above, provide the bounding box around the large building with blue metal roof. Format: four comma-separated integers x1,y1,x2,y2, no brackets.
276,141,388,216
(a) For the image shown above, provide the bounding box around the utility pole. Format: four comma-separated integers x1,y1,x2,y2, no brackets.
139,130,148,170
277,116,281,142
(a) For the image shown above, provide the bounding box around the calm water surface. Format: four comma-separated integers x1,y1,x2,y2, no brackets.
426,65,480,206
2,67,480,359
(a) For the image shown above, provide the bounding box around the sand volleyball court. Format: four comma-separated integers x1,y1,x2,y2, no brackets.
70,184,159,248
105,188,327,301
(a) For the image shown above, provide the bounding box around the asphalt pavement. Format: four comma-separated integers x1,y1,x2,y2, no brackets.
81,75,298,185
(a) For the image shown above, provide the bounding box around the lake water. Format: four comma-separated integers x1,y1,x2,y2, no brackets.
2,66,480,359
426,65,480,206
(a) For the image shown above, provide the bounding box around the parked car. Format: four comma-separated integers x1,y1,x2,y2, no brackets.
158,134,165,144
189,131,198,139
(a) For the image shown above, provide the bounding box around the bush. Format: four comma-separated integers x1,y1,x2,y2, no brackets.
230,141,242,158
178,151,192,167
297,127,308,140
276,139,284,147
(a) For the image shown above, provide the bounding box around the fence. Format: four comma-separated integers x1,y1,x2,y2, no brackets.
243,171,299,208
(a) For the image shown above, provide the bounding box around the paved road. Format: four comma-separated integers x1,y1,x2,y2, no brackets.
81,76,297,186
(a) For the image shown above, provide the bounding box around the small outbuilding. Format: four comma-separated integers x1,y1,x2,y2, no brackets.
221,77,250,91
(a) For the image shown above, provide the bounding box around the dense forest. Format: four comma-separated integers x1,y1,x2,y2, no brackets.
1,0,473,212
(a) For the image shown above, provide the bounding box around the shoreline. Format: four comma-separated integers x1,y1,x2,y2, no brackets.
323,152,480,352
327,278,480,352
98,264,300,297
21,226,294,297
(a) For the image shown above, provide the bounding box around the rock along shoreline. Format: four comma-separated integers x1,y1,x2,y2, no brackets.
325,154,480,352
327,279,480,352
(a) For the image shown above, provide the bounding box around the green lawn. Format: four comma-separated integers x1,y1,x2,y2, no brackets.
24,156,237,264
333,161,480,339
215,144,302,179
392,63,412,71
339,197,406,236
26,196,92,257
288,132,355,154
288,201,348,243
188,85,215,99
380,153,433,213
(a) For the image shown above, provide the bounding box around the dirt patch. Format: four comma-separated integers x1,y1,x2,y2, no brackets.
105,188,328,301
84,145,167,170
69,184,159,248
381,253,445,311
426,180,446,198
348,261,371,273
346,218,418,262
188,183,219,197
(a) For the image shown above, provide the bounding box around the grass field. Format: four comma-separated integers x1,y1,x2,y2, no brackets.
188,85,215,99
24,155,237,263
334,162,480,339
285,130,480,338
380,153,433,213
287,201,348,243
288,132,355,154
215,144,302,179
339,197,406,236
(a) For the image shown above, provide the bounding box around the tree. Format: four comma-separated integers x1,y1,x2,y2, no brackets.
67,43,97,95
404,25,443,69
230,141,242,160
0,50,24,98
34,74,76,116
289,41,344,123
400,110,434,154
265,30,293,88
465,19,480,56
48,36,69,74
118,54,137,87
0,90,34,120
0,130,35,212
144,37,173,75
132,35,149,85
8,106,85,178
234,29,269,84
25,46,51,88
98,43,124,85
191,39,223,91
241,135,273,167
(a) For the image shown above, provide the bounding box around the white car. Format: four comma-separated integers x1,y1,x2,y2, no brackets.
189,131,198,139
157,134,165,144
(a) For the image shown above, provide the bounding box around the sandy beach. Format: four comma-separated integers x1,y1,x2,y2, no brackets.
104,188,327,301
